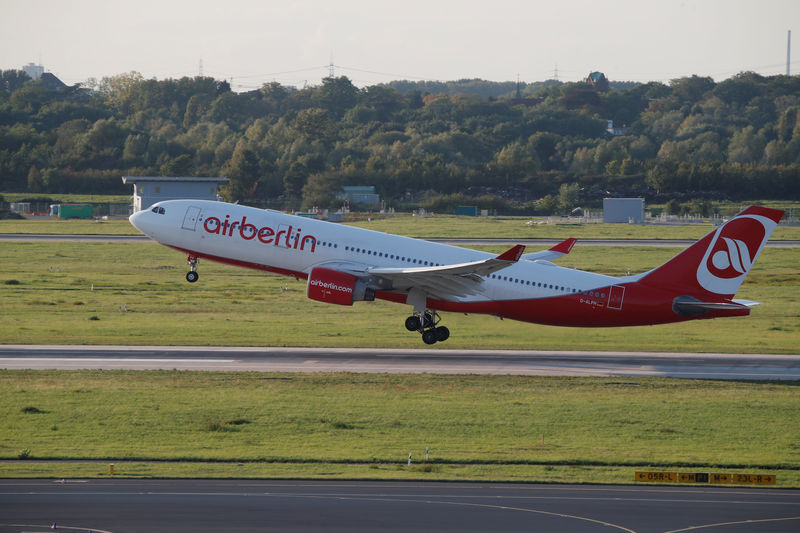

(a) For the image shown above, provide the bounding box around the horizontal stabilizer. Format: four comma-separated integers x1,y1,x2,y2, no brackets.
732,299,762,307
672,295,752,317
521,238,577,262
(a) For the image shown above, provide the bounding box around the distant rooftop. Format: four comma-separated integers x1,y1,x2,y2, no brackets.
342,186,376,194
122,176,229,184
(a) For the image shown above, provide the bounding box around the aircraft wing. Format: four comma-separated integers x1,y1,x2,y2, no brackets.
368,244,525,299
520,238,577,262
333,245,526,300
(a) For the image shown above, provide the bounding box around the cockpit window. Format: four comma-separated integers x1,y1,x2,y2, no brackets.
151,206,166,214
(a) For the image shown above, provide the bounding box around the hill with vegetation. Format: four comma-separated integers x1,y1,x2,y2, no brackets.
1,69,799,214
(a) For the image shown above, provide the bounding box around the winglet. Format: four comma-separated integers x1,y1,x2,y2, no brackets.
549,237,577,255
496,244,526,262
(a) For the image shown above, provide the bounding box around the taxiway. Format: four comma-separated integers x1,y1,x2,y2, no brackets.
0,479,798,532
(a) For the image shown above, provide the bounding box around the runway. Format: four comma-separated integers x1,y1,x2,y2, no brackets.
1,345,798,379
0,479,798,532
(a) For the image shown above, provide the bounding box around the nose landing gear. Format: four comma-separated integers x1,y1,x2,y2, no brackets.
405,310,450,344
186,255,199,283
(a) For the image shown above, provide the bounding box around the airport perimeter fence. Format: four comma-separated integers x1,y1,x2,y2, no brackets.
9,201,132,218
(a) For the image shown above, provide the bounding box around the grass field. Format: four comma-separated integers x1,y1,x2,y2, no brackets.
1,218,798,485
1,371,797,485
2,212,800,240
0,241,798,351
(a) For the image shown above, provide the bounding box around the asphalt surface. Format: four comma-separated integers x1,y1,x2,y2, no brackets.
1,345,798,380
0,479,798,532
2,233,800,247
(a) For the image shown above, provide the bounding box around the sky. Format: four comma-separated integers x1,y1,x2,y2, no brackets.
2,0,799,90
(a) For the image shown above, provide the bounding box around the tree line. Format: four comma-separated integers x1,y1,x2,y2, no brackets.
1,68,799,213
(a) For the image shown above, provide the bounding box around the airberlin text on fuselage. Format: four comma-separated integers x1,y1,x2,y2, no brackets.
203,215,317,252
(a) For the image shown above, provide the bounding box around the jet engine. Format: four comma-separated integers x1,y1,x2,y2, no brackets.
307,267,375,306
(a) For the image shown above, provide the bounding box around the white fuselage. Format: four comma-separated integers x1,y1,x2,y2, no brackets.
131,199,619,305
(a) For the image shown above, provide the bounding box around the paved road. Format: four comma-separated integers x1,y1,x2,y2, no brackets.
1,233,799,247
0,233,149,242
1,345,798,380
0,479,797,532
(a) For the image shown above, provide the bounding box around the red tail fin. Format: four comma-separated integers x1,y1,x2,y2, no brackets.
639,206,783,298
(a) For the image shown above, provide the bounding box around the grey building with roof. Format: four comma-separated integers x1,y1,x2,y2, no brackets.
122,176,229,212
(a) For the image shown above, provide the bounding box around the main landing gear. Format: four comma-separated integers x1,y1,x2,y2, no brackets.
405,310,450,345
185,255,199,283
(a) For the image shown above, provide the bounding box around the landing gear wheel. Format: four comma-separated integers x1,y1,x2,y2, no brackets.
406,309,450,344
186,255,199,283
405,315,422,332
421,329,438,345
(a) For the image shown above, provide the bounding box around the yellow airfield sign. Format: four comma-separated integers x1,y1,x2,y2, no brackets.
636,471,776,485
635,471,677,482
709,473,732,484
678,472,709,483
732,474,776,485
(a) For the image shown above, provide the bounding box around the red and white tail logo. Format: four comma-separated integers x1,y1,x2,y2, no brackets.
696,211,778,295
640,206,783,298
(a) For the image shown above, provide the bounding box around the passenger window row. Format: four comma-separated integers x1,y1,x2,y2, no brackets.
486,273,606,297
343,245,443,266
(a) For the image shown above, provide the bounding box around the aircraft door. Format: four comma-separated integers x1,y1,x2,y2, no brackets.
181,206,201,231
275,224,291,248
608,285,625,310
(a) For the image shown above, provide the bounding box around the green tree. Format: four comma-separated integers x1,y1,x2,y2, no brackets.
557,182,579,213
665,199,682,215
301,171,343,210
183,94,212,129
221,143,260,201
123,134,149,164
100,71,144,113
160,154,194,176
727,126,766,164
670,75,715,102
27,166,43,192
85,118,126,152
0,69,31,93
312,76,359,118
283,161,309,198
291,108,336,140
9,85,49,113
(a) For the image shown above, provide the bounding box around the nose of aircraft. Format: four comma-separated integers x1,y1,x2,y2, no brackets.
129,209,152,236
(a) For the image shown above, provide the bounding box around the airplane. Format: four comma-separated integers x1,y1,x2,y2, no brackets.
130,201,784,344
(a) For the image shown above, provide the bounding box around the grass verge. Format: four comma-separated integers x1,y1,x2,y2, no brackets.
1,461,796,486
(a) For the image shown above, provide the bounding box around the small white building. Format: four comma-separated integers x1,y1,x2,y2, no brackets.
122,176,229,212
603,198,644,223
